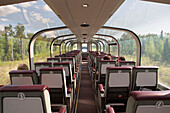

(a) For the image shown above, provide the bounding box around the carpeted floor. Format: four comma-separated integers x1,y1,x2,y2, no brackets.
76,61,97,113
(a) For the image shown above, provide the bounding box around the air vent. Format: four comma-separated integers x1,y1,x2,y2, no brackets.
80,23,89,27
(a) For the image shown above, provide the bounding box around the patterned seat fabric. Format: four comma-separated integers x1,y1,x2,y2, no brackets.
9,70,38,85
0,85,53,113
126,91,170,113
132,66,159,91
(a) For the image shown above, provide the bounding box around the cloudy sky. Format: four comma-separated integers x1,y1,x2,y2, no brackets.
0,0,65,36
105,0,170,34
0,0,170,36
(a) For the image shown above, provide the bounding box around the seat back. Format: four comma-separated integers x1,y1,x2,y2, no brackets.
0,85,51,113
40,67,67,105
9,70,38,85
61,57,75,74
105,67,132,112
95,56,104,71
119,61,136,67
34,62,52,76
47,58,60,66
98,60,116,85
53,62,72,86
126,91,170,113
111,56,118,60
132,66,158,91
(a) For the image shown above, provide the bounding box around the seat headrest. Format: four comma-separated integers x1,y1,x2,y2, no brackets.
100,60,116,62
61,57,73,60
9,70,35,74
39,67,64,71
107,67,132,70
96,56,104,58
133,66,158,69
53,62,70,65
0,85,49,92
47,58,60,60
34,62,52,65
120,61,136,63
129,91,170,100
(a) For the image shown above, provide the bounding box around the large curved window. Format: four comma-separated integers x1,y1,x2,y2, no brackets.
73,43,78,50
97,29,137,61
105,0,170,87
92,43,97,51
0,0,71,84
82,43,87,52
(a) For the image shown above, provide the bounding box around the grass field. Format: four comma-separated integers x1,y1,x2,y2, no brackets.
125,55,170,87
0,52,49,85
0,52,169,87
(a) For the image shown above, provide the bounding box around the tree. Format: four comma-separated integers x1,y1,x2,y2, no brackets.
27,33,34,39
160,30,164,40
3,24,14,61
162,38,169,63
14,23,25,60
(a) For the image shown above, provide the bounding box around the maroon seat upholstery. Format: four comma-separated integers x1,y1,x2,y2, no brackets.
126,91,170,113
132,66,159,91
39,67,73,112
9,70,38,85
98,67,132,112
34,62,52,77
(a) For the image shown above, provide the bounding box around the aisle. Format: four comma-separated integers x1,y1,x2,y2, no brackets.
76,61,97,113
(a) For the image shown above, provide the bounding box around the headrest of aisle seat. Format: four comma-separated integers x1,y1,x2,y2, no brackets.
107,67,132,70
133,66,158,69
9,70,35,74
0,85,49,92
100,60,116,62
119,61,136,63
39,67,64,71
61,57,73,59
53,62,70,65
47,58,60,60
34,62,52,65
129,91,170,100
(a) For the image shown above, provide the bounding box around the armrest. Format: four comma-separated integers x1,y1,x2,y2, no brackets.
75,68,78,72
73,73,76,80
99,84,104,93
94,72,98,80
59,107,66,113
92,68,95,72
67,84,72,94
108,107,115,113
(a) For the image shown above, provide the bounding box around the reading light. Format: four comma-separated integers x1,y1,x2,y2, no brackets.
80,23,89,27
82,4,89,8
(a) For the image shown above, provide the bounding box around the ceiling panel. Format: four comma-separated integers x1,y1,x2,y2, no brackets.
44,0,124,42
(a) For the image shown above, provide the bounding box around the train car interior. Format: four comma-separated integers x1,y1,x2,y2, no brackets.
0,0,170,113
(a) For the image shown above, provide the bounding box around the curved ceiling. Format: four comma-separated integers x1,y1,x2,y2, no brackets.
1,0,169,42
44,0,125,42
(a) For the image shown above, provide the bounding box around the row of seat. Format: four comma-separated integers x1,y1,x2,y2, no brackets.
106,90,170,113
1,85,170,113
96,66,159,91
98,66,159,112
8,50,82,113
0,85,66,113
88,51,162,113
